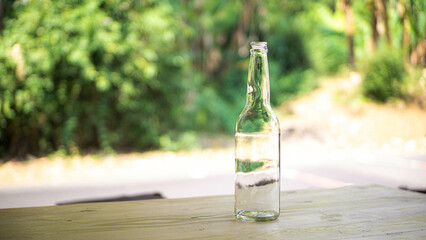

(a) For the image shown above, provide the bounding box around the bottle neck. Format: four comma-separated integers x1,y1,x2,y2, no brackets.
246,49,270,108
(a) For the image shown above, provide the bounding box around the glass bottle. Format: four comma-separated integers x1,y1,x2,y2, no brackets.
234,42,280,222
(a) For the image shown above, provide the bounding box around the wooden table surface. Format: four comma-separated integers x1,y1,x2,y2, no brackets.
0,185,425,240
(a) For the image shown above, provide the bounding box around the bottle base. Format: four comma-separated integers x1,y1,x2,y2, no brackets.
235,210,279,222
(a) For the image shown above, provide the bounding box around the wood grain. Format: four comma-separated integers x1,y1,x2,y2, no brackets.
0,185,425,240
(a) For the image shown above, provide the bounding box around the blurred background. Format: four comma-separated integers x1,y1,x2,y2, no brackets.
0,0,425,208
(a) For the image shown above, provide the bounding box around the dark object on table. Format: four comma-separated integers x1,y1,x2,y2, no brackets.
57,192,164,205
399,186,426,194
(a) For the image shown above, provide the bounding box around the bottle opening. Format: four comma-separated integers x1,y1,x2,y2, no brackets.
250,42,267,53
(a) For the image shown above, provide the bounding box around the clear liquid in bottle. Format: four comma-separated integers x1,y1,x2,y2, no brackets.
235,132,280,222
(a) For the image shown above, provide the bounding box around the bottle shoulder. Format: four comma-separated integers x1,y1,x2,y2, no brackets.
235,105,280,133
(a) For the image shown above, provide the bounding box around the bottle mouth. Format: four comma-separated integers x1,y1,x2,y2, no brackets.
250,42,267,53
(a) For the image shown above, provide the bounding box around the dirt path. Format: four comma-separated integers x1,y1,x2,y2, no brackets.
280,73,426,154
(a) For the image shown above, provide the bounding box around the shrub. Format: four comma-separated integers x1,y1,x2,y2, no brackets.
0,0,192,156
362,51,406,102
270,68,317,105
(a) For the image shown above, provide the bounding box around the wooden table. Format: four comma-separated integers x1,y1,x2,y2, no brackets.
0,185,425,239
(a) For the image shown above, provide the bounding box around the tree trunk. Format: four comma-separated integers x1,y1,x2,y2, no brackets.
368,0,379,51
344,0,355,68
0,0,4,33
410,37,425,66
379,0,391,46
232,0,254,48
398,0,410,62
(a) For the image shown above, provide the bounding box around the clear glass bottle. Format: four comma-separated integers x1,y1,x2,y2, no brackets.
234,42,280,222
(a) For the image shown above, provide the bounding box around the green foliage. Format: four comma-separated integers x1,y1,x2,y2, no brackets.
362,50,406,102
270,68,318,105
304,3,347,74
266,23,311,73
159,131,200,152
264,2,342,105
1,0,421,157
0,0,192,156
